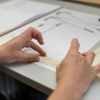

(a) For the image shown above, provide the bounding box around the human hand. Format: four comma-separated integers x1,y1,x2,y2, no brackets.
56,39,100,99
0,27,46,64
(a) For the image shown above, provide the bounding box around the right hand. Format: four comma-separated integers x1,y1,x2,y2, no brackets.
56,39,100,99
0,27,46,64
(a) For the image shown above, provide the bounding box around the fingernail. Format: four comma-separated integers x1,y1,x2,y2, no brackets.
72,38,78,43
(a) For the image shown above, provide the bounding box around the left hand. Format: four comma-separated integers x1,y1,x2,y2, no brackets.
0,27,46,64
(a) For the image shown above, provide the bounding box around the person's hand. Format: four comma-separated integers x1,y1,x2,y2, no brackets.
56,39,100,100
0,27,46,64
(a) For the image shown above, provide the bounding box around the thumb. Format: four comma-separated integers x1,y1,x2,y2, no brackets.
84,52,95,64
15,51,40,63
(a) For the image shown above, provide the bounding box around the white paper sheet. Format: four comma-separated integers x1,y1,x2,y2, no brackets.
0,0,59,33
0,7,100,100
29,8,100,67
0,8,100,68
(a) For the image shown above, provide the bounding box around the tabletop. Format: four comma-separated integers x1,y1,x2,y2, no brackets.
0,0,100,99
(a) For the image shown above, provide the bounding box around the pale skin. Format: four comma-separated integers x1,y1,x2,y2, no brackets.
0,27,100,100
0,27,46,64
48,39,100,100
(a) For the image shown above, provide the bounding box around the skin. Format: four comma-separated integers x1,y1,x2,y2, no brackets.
0,27,46,64
0,27,100,100
48,39,100,100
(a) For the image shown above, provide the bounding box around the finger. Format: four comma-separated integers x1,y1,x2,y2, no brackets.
22,27,44,44
94,64,100,74
5,35,27,50
26,41,46,56
68,39,80,54
15,51,40,63
6,27,44,50
84,52,95,64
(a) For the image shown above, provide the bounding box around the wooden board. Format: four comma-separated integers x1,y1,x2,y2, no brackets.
63,0,100,6
75,0,100,5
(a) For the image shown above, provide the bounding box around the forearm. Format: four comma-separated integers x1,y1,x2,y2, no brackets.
48,83,82,100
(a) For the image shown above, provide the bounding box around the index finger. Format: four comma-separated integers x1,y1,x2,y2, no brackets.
68,39,80,54
22,27,44,44
5,27,44,50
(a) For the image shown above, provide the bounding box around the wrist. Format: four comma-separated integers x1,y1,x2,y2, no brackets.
56,81,83,100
